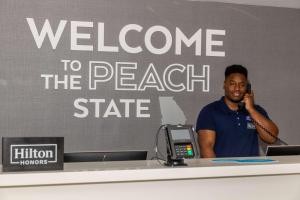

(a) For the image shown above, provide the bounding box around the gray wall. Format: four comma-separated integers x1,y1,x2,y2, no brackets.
0,0,299,160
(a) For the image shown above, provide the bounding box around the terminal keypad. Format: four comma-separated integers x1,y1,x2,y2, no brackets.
174,144,194,158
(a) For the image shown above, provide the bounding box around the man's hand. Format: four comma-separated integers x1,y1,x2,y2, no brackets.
244,91,255,112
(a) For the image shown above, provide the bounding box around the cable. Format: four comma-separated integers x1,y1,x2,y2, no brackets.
238,103,288,145
150,156,166,166
153,124,167,165
154,124,166,158
251,118,288,145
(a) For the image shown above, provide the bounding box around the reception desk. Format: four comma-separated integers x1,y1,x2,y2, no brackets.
1,156,300,200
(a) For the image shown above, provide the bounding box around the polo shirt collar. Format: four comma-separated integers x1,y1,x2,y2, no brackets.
219,96,237,114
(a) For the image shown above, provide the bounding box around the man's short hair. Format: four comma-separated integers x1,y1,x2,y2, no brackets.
225,64,248,79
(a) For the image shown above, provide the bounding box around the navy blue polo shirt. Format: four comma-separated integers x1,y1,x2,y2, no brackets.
196,97,269,157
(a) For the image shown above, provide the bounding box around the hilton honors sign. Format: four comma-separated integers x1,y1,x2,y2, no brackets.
2,137,64,172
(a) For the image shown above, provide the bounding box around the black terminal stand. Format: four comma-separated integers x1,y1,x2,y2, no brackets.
164,155,187,167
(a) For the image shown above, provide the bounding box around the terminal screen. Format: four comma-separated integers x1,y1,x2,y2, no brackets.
171,129,191,140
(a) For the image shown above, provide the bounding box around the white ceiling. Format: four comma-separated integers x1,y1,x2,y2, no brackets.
187,0,300,9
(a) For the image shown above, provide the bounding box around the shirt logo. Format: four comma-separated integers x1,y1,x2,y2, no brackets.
246,116,252,121
247,122,256,129
246,116,255,129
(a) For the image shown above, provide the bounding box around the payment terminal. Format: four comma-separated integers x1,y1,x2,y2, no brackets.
165,124,199,166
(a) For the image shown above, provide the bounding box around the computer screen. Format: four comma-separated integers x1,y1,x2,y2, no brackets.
266,145,300,156
64,150,147,162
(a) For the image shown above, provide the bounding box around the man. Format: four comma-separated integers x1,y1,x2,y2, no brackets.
196,65,279,158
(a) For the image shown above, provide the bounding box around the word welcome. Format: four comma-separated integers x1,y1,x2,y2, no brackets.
27,18,226,56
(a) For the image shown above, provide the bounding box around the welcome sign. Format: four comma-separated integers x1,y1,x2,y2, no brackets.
30,18,219,118
2,137,64,172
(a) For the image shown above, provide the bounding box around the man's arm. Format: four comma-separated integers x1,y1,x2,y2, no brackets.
244,93,279,143
248,108,279,143
198,130,216,158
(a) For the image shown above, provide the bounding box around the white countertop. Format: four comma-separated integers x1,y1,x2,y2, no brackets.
1,156,300,187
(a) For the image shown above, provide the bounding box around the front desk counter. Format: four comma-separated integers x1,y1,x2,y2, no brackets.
1,156,300,200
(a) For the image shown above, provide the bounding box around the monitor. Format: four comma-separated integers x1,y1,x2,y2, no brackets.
266,145,300,156
64,150,147,162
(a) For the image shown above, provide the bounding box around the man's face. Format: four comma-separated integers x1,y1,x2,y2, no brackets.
223,73,248,103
